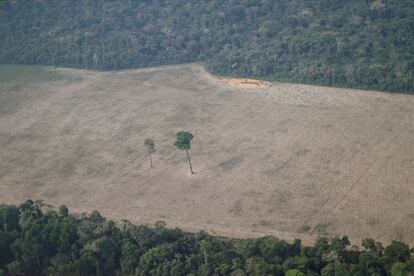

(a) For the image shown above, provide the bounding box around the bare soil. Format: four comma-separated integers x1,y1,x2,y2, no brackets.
1,64,413,246
222,78,272,88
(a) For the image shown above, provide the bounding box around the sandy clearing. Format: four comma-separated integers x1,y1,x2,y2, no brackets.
222,78,272,88
0,64,413,246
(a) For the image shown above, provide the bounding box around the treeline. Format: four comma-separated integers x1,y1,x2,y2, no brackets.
0,200,413,275
0,0,413,93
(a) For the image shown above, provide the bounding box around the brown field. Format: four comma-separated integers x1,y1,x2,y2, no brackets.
1,64,413,246
222,78,272,88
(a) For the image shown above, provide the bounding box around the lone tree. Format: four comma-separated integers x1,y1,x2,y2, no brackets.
174,131,194,174
144,139,156,169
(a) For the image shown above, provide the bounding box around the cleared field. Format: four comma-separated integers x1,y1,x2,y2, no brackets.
0,64,413,245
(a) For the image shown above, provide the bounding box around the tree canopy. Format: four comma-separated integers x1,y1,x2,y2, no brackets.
174,131,195,174
0,0,413,93
0,200,413,275
174,131,194,151
144,139,156,154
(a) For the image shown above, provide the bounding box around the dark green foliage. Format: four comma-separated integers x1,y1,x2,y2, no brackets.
58,205,69,217
174,131,195,174
144,139,156,154
0,200,412,275
0,0,413,93
385,241,411,263
174,132,193,151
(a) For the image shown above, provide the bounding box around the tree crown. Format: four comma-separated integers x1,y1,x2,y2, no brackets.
144,139,156,154
174,131,193,150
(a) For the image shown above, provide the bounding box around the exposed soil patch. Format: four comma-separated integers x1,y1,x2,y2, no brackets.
1,64,413,246
222,78,272,88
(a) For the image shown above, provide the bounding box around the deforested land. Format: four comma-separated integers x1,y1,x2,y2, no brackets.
1,64,413,246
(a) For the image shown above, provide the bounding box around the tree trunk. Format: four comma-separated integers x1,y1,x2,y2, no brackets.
185,149,194,174
149,153,153,169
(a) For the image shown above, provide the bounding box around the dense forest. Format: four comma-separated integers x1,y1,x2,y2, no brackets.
0,0,413,93
0,200,413,275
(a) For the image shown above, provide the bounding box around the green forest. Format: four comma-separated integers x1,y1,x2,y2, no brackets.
0,0,413,93
0,200,413,275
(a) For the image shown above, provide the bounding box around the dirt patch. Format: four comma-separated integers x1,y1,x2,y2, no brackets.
1,64,414,246
218,157,243,171
222,78,272,88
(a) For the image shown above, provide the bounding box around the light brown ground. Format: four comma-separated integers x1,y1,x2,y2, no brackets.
222,78,272,88
1,64,414,246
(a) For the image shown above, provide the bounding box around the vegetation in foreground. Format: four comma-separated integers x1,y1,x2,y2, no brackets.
0,200,413,275
0,0,413,93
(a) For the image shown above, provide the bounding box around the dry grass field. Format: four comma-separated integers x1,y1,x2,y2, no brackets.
1,64,413,246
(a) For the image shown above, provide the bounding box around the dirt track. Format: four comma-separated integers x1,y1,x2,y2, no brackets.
1,64,413,246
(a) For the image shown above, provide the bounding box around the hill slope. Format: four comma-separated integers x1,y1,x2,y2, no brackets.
0,0,413,92
1,64,413,245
